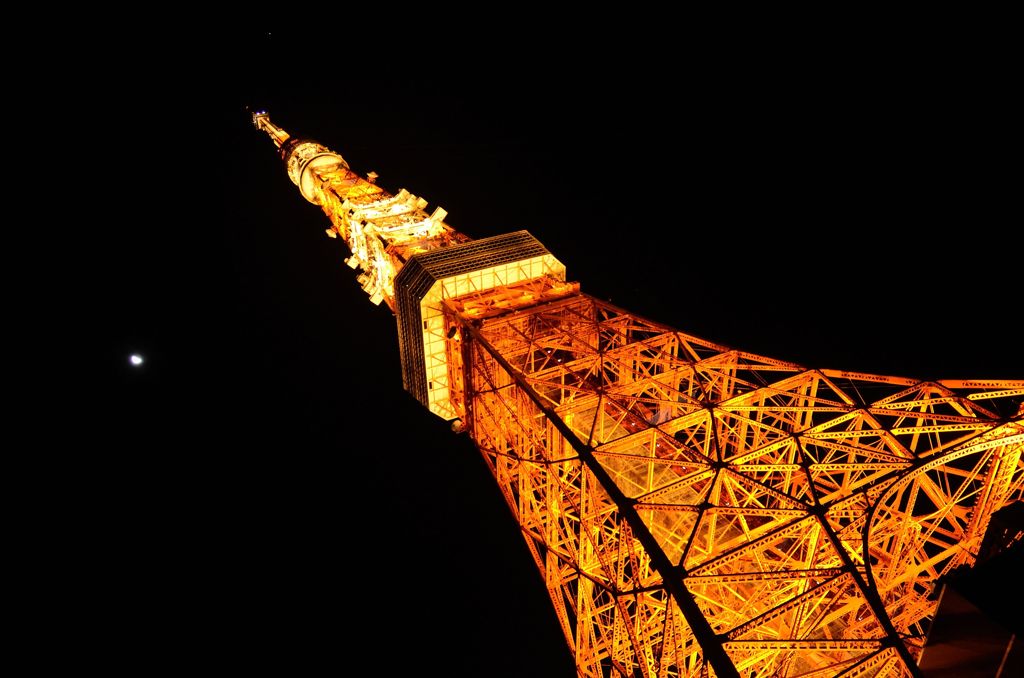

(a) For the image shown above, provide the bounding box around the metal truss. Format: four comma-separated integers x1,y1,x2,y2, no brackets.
254,114,1022,677
448,293,1023,677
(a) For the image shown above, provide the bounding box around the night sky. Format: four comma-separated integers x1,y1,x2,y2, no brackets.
98,30,1019,674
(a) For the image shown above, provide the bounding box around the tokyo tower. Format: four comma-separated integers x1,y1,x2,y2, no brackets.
253,112,1023,678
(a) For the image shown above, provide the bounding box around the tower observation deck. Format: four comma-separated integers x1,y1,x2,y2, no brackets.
253,112,1023,678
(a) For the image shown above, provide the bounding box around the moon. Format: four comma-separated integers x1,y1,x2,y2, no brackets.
130,354,144,366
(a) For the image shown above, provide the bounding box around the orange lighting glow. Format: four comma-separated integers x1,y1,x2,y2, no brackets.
255,113,1023,678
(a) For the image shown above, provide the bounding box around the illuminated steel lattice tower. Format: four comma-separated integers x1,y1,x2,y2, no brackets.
253,113,1023,678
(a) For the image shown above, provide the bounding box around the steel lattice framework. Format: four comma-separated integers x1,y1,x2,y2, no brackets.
253,113,1023,678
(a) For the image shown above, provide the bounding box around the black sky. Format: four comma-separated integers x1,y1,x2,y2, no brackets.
97,29,1020,674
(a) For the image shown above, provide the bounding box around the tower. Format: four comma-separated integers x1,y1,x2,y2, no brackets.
253,112,1023,677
